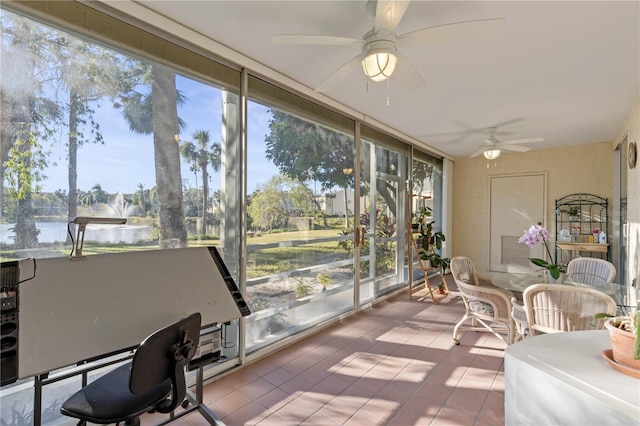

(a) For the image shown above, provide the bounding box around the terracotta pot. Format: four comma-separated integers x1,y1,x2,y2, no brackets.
605,319,640,370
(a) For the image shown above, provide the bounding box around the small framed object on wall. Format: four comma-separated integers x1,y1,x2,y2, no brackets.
629,142,637,169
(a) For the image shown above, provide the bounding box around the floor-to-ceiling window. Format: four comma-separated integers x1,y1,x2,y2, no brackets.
0,2,446,423
409,151,444,281
0,4,243,259
0,3,243,423
358,127,410,303
245,77,357,352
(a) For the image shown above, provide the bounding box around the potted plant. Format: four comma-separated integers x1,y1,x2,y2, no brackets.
594,312,640,376
561,206,580,221
415,214,450,291
518,223,567,282
411,205,432,231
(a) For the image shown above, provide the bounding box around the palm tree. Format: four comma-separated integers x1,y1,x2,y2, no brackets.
120,64,188,248
90,184,108,205
133,183,151,216
180,130,221,234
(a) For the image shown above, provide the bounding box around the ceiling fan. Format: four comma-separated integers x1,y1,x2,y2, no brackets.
470,127,545,159
272,0,505,92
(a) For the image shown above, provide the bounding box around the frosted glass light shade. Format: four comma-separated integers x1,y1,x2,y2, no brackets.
361,52,397,82
484,148,501,160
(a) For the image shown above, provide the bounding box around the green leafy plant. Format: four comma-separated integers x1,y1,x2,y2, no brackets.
415,208,450,281
562,206,580,216
316,272,331,291
294,277,314,298
412,205,432,230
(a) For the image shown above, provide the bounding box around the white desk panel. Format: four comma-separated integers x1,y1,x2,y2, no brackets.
18,247,244,378
505,330,640,425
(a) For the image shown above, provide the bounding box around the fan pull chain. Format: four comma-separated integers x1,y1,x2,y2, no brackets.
386,77,391,106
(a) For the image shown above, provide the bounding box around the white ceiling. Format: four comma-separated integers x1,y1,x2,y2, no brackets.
133,0,639,159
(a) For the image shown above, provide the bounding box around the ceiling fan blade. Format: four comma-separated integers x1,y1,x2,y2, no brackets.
271,34,362,46
375,0,411,33
393,53,425,91
315,55,361,93
397,18,506,47
502,137,545,145
502,145,531,152
470,148,487,158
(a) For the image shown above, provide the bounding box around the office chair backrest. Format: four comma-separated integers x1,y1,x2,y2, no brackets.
130,312,201,411
60,312,203,424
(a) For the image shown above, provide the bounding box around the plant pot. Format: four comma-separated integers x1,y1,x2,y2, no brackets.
605,319,640,371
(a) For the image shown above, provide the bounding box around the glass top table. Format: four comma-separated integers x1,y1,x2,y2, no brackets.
483,272,638,315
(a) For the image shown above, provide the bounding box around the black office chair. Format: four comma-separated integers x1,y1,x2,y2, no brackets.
60,312,201,426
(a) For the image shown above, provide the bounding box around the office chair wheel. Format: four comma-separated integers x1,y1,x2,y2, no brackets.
453,338,460,345
181,400,190,409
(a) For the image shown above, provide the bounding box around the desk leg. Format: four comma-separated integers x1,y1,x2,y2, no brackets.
33,375,43,426
157,366,225,426
193,366,224,425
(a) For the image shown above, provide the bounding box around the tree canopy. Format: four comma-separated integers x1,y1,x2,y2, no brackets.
265,110,355,192
247,175,314,231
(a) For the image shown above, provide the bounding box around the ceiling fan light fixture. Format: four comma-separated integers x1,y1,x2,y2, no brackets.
483,148,501,160
361,51,397,82
361,39,398,82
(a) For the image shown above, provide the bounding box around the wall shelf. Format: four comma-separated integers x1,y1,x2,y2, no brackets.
555,193,609,263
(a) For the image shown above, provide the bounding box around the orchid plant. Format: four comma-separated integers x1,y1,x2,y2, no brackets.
518,224,566,279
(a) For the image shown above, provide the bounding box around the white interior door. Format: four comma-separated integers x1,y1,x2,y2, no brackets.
489,173,546,272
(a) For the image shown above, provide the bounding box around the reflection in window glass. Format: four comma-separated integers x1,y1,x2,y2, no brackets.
245,103,356,351
0,9,239,260
412,156,443,245
359,140,406,301
412,157,442,226
0,8,243,422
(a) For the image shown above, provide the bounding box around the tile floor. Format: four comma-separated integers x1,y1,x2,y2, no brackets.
147,283,508,426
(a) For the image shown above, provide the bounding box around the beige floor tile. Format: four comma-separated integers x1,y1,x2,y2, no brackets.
202,281,505,426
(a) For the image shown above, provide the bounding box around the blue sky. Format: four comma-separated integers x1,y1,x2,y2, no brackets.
39,77,278,196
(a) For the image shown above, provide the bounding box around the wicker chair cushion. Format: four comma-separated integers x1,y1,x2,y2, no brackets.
457,272,476,285
468,300,495,316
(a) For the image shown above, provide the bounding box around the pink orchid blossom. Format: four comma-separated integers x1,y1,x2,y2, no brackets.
518,224,566,279
518,224,550,248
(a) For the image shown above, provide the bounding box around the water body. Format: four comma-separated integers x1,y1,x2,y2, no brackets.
0,222,153,244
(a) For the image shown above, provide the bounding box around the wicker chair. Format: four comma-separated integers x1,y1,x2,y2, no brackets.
449,256,492,287
566,258,616,294
450,257,515,345
522,283,617,336
510,297,529,341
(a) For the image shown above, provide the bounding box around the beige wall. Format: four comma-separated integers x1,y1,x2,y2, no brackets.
616,99,640,288
452,142,614,274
